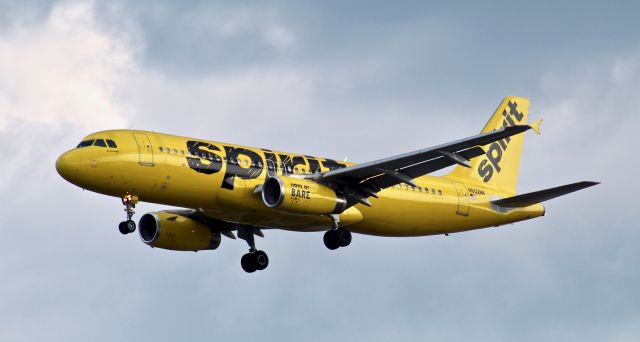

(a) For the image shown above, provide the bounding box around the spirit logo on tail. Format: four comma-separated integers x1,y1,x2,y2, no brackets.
477,101,525,182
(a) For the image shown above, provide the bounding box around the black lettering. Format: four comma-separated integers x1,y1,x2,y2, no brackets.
487,143,503,173
503,110,516,127
478,159,494,182
262,149,279,176
320,158,347,171
501,116,513,144
508,101,524,122
221,146,263,190
278,154,307,175
305,156,321,173
498,137,508,150
186,141,223,174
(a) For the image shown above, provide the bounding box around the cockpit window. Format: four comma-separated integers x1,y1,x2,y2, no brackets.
94,139,107,147
77,140,95,148
106,139,117,148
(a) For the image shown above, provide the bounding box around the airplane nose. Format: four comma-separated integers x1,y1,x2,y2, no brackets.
56,151,76,181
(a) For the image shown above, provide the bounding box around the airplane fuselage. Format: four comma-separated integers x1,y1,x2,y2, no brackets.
56,129,545,237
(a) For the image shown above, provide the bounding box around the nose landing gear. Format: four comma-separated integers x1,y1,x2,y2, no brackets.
118,194,138,235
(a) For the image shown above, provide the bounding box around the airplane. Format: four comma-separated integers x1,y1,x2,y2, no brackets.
55,96,598,273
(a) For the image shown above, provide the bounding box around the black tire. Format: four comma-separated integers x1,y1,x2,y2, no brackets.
323,230,340,250
126,220,136,233
118,221,128,235
241,253,257,273
254,250,269,271
336,228,352,247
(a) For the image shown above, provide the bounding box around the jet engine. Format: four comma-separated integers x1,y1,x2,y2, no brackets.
262,176,347,215
138,211,221,251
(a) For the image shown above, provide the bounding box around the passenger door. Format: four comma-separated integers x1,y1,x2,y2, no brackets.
132,133,154,166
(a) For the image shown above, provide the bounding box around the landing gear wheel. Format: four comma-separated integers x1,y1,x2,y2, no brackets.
238,226,269,273
240,251,269,273
241,253,257,273
323,230,340,250
125,219,136,233
118,221,128,235
254,250,269,271
324,228,352,249
119,194,138,235
336,228,352,247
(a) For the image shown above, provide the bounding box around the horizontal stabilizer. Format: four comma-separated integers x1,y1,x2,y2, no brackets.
491,181,599,208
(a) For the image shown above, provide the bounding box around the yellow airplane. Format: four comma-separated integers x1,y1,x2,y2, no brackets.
56,96,597,273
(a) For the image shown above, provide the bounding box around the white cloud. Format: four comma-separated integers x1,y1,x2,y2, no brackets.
0,0,133,132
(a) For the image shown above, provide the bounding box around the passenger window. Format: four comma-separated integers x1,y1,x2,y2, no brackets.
418,187,422,192
106,140,117,148
432,188,436,194
93,139,107,147
165,147,170,153
180,150,184,155
159,147,164,152
173,149,177,154
438,190,443,195
77,140,94,148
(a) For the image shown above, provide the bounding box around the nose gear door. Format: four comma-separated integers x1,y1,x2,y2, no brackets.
132,133,154,166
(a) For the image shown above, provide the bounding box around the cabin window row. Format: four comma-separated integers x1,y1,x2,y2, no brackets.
394,183,443,196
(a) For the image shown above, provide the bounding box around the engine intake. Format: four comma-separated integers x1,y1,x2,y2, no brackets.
262,176,347,215
139,212,221,251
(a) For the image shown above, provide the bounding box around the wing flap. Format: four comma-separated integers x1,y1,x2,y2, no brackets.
491,181,599,208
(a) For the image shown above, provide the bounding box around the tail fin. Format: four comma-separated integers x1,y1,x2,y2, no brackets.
447,96,531,194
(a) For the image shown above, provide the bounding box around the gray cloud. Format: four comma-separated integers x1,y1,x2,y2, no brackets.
0,1,637,341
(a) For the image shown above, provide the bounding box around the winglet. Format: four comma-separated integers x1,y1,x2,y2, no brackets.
529,119,543,135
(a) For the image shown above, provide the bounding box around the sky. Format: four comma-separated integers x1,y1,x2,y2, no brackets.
0,0,638,341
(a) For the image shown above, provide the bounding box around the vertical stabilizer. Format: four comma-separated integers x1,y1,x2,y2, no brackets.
447,96,530,194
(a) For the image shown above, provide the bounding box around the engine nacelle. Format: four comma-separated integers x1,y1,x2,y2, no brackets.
138,212,221,251
262,176,347,215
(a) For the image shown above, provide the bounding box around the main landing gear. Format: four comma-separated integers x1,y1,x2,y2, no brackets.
237,226,269,273
323,214,352,250
118,194,138,235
